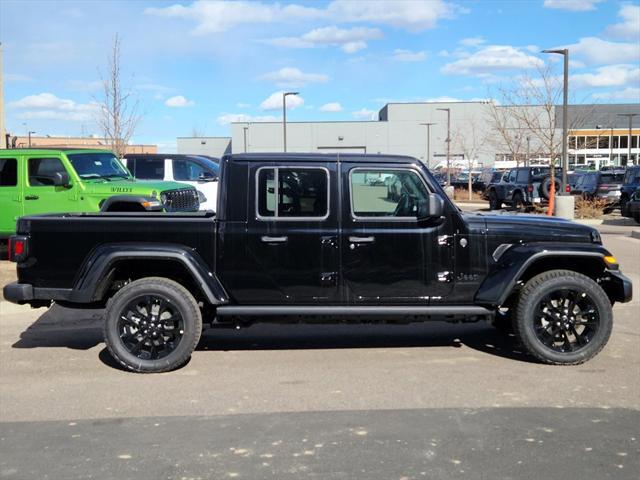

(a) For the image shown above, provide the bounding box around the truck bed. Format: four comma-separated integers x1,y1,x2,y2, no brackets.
16,212,217,289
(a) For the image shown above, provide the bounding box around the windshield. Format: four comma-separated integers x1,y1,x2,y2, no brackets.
67,152,131,179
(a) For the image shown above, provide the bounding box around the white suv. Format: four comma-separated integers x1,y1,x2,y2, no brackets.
122,154,219,211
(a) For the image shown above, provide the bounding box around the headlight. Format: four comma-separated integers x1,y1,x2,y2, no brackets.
197,190,207,203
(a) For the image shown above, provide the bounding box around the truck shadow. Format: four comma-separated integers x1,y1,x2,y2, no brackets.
12,306,536,366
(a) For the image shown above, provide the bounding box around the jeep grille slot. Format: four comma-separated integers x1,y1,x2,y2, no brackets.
161,188,200,212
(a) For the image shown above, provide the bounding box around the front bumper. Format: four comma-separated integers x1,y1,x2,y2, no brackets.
605,271,633,303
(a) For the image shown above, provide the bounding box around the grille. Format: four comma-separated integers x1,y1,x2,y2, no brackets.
161,188,200,212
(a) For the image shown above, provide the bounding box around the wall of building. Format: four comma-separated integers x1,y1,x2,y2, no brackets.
177,137,231,158
8,136,156,154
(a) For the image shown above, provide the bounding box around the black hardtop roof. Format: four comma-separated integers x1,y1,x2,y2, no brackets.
123,153,219,160
226,152,419,163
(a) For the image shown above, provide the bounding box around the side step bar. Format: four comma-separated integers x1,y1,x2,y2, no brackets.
216,306,493,316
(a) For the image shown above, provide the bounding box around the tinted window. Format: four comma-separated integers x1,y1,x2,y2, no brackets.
516,169,529,183
257,167,328,219
600,173,623,183
0,158,17,186
133,158,165,180
351,169,428,218
173,158,219,181
28,158,67,186
507,170,517,182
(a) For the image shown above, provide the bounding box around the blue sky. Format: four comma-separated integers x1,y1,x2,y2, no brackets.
2,0,639,150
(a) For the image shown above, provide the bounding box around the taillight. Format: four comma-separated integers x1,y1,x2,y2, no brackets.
8,235,28,263
527,184,533,193
565,185,571,193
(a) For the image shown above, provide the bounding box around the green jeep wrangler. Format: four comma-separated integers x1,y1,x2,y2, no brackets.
0,148,199,239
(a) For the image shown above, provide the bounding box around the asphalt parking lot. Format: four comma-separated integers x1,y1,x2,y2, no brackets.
1,217,639,479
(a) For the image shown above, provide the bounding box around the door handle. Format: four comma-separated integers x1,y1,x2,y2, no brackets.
349,236,375,243
261,235,288,243
24,195,39,200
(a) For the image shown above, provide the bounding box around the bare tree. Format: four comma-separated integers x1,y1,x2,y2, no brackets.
95,34,140,158
452,115,487,200
486,100,533,167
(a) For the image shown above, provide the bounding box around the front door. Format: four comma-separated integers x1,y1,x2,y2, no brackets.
0,157,23,237
341,163,454,304
239,161,340,304
23,156,78,216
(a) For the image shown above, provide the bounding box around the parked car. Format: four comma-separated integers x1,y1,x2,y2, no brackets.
570,171,624,208
476,168,507,193
621,166,640,217
4,153,632,372
566,172,585,192
122,154,219,211
626,188,640,224
483,166,564,210
0,148,199,239
450,171,481,190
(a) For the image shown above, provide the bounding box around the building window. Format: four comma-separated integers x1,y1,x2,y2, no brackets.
256,167,329,220
633,135,639,149
586,136,597,149
598,136,609,149
612,136,619,148
568,136,576,149
577,136,586,149
620,136,629,149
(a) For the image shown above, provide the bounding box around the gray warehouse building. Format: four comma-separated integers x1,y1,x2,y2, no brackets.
177,101,639,170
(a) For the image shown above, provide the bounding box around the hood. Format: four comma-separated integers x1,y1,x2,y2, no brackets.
84,178,194,196
463,212,599,244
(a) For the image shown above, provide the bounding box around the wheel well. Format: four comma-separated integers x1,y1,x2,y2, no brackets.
98,259,205,304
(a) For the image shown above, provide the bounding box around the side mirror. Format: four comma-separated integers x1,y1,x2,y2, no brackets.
52,171,70,187
198,172,217,182
417,193,444,220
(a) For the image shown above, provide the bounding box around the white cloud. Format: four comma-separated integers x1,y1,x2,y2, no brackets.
8,92,99,122
165,95,195,107
593,87,640,101
392,49,427,62
146,0,460,34
259,67,329,88
217,113,279,125
259,91,305,111
320,102,343,112
352,108,376,119
459,36,485,47
543,0,602,11
572,64,640,88
236,102,251,108
442,45,544,76
605,4,640,40
565,37,640,65
267,26,383,53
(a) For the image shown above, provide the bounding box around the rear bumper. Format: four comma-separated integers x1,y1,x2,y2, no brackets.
3,282,34,304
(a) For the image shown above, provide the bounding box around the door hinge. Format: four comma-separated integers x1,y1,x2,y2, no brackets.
438,235,453,247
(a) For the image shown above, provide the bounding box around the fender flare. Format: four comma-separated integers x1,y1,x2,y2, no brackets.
474,243,612,306
100,195,161,211
72,243,229,305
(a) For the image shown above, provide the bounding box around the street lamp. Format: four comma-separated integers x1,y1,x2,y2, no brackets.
436,108,451,184
542,48,569,194
28,131,36,147
282,91,299,152
243,125,249,153
419,123,436,169
618,113,638,166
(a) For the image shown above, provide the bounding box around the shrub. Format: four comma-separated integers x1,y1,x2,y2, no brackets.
574,197,608,219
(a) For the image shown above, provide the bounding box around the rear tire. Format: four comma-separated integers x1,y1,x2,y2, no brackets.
510,192,524,212
514,270,612,365
488,190,501,210
104,277,202,373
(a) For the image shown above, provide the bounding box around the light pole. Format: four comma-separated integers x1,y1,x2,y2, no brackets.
526,136,531,167
437,108,451,184
420,122,436,169
542,48,569,194
282,91,299,152
28,131,35,147
243,125,249,153
618,113,638,166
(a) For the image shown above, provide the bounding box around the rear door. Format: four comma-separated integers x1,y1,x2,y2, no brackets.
0,156,23,237
341,163,454,304
238,160,340,304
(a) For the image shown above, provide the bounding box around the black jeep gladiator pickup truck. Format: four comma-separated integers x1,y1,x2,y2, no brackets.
4,153,632,373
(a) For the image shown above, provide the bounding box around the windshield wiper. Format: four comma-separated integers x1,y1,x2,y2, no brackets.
102,174,131,179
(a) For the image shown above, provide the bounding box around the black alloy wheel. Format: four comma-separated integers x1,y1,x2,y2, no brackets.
514,269,612,365
104,277,202,373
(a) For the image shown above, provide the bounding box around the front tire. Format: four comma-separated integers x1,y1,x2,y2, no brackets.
104,277,202,373
488,190,501,210
514,270,612,365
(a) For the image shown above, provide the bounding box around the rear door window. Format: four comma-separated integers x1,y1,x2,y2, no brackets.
516,169,529,183
132,158,165,180
28,158,67,186
0,158,18,186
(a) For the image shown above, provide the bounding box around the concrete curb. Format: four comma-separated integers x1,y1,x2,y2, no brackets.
573,219,604,225
632,230,640,240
